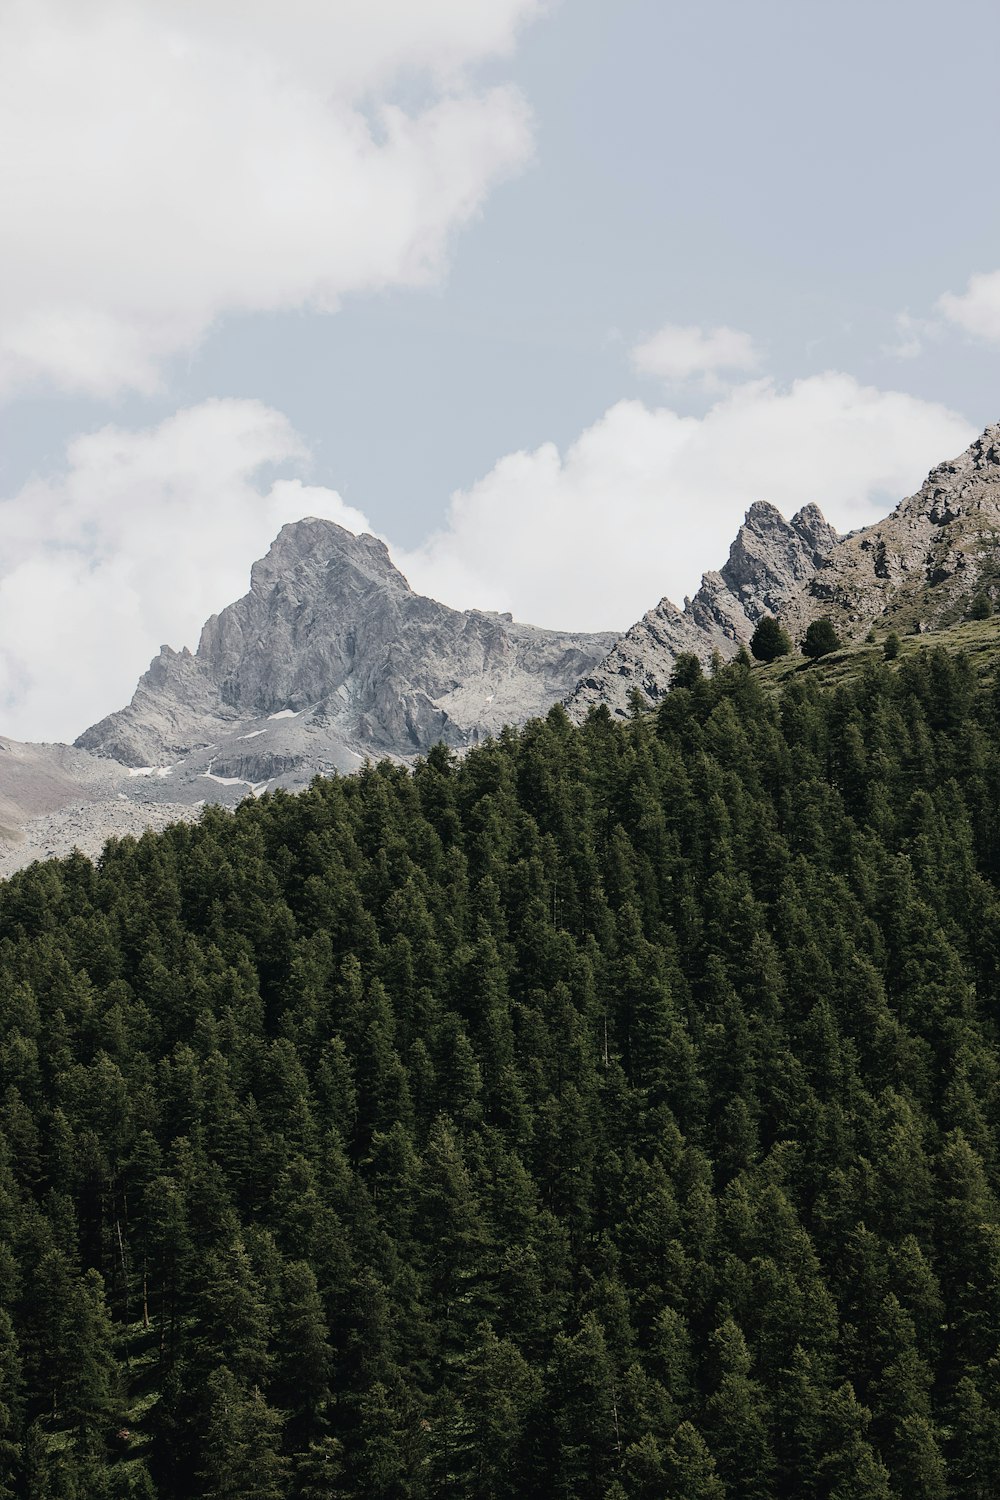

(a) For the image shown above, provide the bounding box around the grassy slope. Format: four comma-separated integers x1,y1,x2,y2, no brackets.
753,614,1000,692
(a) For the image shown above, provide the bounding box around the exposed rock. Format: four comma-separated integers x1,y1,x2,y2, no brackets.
0,737,130,843
78,517,616,767
566,501,838,718
778,423,1000,641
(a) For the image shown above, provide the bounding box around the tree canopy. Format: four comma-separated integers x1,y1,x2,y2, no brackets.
749,616,791,662
802,617,842,659
0,646,997,1494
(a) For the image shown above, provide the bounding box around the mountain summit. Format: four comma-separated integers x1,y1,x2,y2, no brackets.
77,517,616,771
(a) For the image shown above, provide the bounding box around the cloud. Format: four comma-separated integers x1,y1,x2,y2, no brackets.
937,270,1000,343
0,0,538,397
631,323,760,386
0,400,372,742
882,310,940,360
398,373,975,630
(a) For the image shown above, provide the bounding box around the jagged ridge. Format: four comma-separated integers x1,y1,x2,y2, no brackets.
566,501,838,718
568,422,1000,719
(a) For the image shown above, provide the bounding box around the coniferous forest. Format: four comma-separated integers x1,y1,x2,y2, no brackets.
4,649,1000,1496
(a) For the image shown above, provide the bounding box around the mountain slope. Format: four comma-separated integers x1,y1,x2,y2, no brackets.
568,422,1000,719
780,420,1000,640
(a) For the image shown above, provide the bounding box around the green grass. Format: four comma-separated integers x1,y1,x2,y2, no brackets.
752,615,1000,692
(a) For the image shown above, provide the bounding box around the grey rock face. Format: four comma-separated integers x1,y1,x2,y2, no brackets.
778,423,1000,641
566,502,838,718
78,517,617,768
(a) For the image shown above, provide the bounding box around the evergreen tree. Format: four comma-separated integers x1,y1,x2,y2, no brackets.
802,616,842,659
750,616,792,662
198,1366,288,1500
661,1422,726,1500
64,1270,120,1457
0,1309,23,1498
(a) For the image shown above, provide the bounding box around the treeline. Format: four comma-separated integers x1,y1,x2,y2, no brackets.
1,648,1000,1495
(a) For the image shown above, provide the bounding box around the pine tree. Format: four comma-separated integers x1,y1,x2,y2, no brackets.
661,1422,726,1500
272,1259,332,1436
199,1365,289,1500
552,1314,621,1498
0,1309,23,1498
450,1322,543,1499
750,616,792,662
802,617,842,659
704,1318,774,1499
63,1269,120,1457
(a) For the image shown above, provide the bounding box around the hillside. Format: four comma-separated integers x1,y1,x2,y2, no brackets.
566,500,838,719
569,422,1000,720
2,649,1000,1494
751,612,1000,693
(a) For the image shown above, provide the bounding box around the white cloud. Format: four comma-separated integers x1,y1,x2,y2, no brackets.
0,400,372,742
631,323,760,385
0,0,538,397
398,373,975,630
937,270,1000,343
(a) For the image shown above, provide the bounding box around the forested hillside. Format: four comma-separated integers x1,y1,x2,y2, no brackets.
3,648,1000,1496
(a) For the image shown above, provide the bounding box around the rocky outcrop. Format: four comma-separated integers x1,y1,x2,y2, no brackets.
78,517,616,767
779,423,1000,640
566,501,838,718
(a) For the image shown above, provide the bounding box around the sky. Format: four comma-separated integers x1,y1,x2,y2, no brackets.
4,0,1000,741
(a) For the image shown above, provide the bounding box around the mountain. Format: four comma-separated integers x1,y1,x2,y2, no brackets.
77,517,616,772
566,500,838,718
568,422,1000,717
0,519,615,873
6,423,1000,874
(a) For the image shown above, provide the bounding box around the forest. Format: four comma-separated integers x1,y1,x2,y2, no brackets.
1,647,1000,1496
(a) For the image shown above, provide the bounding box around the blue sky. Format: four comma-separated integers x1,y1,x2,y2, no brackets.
2,0,999,738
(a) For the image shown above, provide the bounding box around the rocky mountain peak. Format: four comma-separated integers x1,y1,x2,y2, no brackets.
78,520,616,769
247,517,407,599
791,503,839,554
925,422,1000,484
719,500,838,620
570,418,1000,730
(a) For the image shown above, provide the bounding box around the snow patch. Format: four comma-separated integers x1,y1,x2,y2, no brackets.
237,729,269,740
128,766,173,778
267,708,300,720
200,770,250,787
